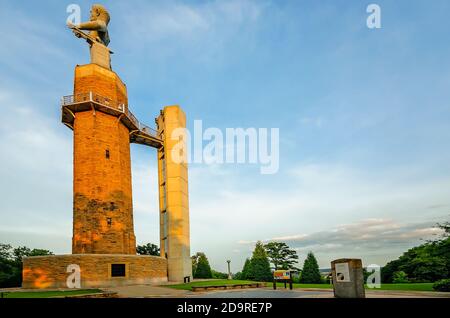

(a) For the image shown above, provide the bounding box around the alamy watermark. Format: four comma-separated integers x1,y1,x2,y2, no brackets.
170,120,280,174
366,264,381,288
66,264,81,288
367,4,382,29
66,4,81,25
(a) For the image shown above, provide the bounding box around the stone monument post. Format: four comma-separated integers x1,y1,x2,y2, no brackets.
331,258,366,298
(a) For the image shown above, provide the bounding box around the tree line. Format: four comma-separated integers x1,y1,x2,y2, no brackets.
191,241,325,283
380,222,450,290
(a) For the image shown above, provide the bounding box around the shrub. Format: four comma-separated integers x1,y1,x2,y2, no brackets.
233,272,243,280
211,270,228,279
321,275,332,284
392,271,409,283
433,279,450,292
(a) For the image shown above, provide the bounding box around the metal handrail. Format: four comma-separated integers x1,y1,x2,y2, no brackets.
61,92,158,137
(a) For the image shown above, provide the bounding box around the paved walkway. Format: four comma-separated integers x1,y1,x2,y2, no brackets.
189,288,332,298
106,285,192,298
188,287,450,298
3,285,449,298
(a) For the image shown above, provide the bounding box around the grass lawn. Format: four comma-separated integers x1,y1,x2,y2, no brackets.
2,289,103,298
166,280,257,291
370,283,434,292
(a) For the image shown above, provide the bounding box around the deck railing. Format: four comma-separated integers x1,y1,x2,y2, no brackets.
61,92,158,137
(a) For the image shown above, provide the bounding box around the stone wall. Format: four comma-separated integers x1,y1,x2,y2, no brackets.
22,254,167,289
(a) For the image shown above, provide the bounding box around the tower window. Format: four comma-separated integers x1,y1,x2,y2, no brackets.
105,149,110,159
107,217,112,227
111,264,126,277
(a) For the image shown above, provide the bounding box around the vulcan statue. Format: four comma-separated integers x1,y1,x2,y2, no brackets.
68,4,112,69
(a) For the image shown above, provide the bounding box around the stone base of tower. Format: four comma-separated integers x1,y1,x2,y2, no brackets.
22,254,167,289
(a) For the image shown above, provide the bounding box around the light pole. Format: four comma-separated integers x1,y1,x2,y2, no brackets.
227,260,232,280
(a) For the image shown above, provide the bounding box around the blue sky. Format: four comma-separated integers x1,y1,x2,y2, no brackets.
0,0,449,273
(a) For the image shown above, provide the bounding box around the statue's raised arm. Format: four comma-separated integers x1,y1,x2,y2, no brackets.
68,4,112,69
69,4,110,46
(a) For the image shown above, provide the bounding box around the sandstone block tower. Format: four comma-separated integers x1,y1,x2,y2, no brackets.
72,64,136,255
21,4,191,288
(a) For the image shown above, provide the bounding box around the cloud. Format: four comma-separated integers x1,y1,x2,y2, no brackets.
113,0,268,64
0,5,70,85
274,218,442,246
0,89,72,253
129,158,161,245
272,234,308,241
123,2,209,41
120,0,264,41
237,218,444,267
299,117,324,128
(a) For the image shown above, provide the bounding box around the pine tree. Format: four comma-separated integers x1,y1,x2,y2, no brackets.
241,258,253,280
300,251,322,283
194,253,213,278
250,241,272,282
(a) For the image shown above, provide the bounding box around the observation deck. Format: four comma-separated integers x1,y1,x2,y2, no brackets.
61,92,163,148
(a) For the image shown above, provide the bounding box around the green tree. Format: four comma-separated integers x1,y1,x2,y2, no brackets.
136,243,160,256
382,222,450,283
300,252,322,284
192,258,197,275
0,244,12,259
381,259,402,283
250,241,272,282
392,271,409,283
241,258,253,280
437,222,450,237
264,242,299,270
12,247,52,264
194,253,212,279
0,244,17,287
191,252,205,276
233,271,243,280
211,270,228,279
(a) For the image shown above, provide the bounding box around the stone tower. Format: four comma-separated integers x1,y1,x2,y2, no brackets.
71,64,136,254
157,106,192,281
21,4,192,288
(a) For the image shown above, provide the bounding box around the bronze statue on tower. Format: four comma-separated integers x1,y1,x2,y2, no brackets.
68,4,112,69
